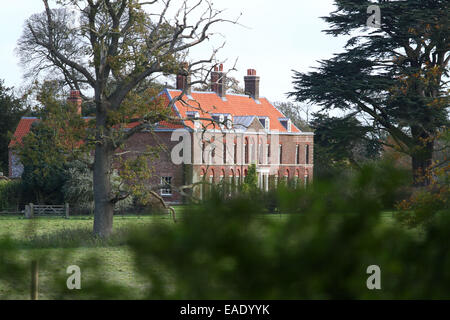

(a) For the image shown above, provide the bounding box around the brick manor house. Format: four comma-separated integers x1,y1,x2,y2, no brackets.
9,66,314,204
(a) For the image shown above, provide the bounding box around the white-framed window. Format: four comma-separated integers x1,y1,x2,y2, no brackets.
186,111,200,129
258,116,270,130
279,118,291,132
226,114,232,129
296,144,300,164
305,145,310,165
160,177,172,196
223,141,227,164
279,144,283,164
212,113,232,129
212,114,225,129
259,117,266,128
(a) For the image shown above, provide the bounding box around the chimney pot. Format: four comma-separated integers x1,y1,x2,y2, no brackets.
67,90,82,115
211,64,226,97
176,63,191,95
244,69,260,100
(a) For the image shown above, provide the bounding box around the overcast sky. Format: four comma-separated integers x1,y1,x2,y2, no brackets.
0,0,348,103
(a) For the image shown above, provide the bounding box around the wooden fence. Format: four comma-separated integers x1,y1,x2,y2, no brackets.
24,203,70,219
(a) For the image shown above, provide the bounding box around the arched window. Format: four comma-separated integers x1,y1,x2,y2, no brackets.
275,171,280,187
223,139,227,164
305,145,310,165
202,142,206,164
245,137,249,164
229,169,235,192
279,144,283,164
258,138,263,164
211,143,216,160
200,168,207,200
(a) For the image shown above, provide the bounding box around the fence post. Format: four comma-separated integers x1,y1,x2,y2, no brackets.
29,203,34,219
65,203,70,219
31,260,39,300
25,205,30,219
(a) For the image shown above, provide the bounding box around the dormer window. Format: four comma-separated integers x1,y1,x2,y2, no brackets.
186,111,198,118
211,114,220,129
279,118,291,132
186,111,200,129
258,117,270,130
226,115,232,129
212,114,229,129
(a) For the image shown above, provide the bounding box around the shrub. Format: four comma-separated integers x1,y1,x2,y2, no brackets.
2,161,450,299
0,180,22,211
396,163,449,228
124,163,450,299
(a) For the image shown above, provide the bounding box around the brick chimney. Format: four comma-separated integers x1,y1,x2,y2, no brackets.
244,69,260,100
176,62,191,95
211,64,226,98
67,90,82,115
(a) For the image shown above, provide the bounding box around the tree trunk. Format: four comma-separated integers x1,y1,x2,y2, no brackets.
411,141,434,187
93,142,114,237
93,108,114,237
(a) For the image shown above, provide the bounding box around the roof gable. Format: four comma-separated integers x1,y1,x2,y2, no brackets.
9,118,39,148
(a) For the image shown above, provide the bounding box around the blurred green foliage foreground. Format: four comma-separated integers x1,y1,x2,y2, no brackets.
0,162,449,299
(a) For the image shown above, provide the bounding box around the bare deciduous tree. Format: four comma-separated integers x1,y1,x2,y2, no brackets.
17,0,238,237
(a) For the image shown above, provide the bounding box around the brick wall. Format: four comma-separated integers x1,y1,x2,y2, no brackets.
123,131,186,204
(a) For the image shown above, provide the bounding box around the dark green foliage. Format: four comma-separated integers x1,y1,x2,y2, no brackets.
125,163,448,299
396,159,449,228
0,180,23,211
311,113,382,178
62,160,93,210
289,0,449,185
243,164,258,192
0,80,28,175
19,123,68,204
1,162,449,299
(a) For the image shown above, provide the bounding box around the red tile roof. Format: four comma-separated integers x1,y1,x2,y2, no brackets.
166,90,300,133
8,118,39,148
9,90,302,149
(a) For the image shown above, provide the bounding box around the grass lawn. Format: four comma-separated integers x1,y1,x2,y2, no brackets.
0,213,178,300
0,209,399,300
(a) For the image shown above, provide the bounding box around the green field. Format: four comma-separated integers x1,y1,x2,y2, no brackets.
0,213,179,300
